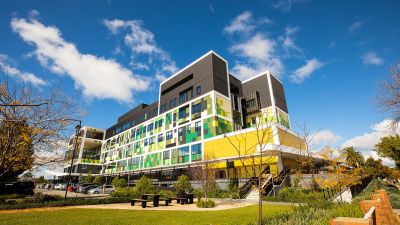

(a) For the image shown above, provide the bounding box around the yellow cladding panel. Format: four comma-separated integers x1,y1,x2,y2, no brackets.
210,156,278,169
204,129,275,159
278,128,306,150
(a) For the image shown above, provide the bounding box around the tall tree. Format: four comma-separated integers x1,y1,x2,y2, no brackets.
364,157,391,178
378,62,400,127
0,64,78,181
224,110,286,225
341,147,364,168
374,134,400,169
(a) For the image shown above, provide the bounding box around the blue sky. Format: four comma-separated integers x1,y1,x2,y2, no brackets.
1,0,400,166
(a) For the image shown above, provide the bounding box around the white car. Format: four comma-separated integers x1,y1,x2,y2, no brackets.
88,185,115,194
54,184,61,190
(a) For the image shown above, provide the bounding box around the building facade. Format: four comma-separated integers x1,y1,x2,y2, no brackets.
64,51,308,185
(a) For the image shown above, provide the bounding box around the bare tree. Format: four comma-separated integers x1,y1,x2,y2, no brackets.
191,151,218,205
223,110,286,225
0,65,79,181
378,62,400,128
291,122,319,190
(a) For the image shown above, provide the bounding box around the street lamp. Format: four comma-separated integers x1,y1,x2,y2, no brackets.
64,119,82,201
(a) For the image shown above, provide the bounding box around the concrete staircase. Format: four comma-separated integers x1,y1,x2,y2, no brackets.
246,188,260,200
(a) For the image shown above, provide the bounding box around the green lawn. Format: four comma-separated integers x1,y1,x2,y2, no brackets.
0,204,293,225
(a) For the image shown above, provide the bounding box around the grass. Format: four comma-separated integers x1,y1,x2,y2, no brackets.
0,204,293,225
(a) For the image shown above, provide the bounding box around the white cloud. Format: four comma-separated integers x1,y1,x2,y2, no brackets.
341,119,399,167
272,0,310,12
223,11,272,35
225,11,316,81
103,19,177,80
209,4,215,13
229,33,284,80
348,20,364,33
290,58,324,83
279,26,302,57
224,11,255,34
0,54,47,87
11,16,150,103
310,129,342,149
362,51,383,65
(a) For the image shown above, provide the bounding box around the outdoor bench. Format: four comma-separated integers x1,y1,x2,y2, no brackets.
159,198,170,206
169,197,187,205
131,199,150,208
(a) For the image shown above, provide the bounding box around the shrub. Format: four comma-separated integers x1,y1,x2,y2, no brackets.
263,187,324,204
135,175,153,194
174,175,192,196
112,176,128,188
0,197,131,210
158,190,176,198
93,176,101,185
196,199,215,208
33,193,62,202
0,193,25,200
84,172,93,184
205,180,220,198
111,187,138,198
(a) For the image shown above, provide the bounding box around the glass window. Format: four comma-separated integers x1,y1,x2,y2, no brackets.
195,121,201,131
143,126,147,133
173,98,177,106
179,107,187,119
158,134,163,142
166,131,173,140
196,85,201,95
191,103,201,114
115,127,121,134
163,150,170,160
144,138,148,146
169,100,173,108
149,136,155,145
132,120,136,126
148,123,154,131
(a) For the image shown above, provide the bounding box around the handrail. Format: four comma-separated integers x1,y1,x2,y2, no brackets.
363,206,375,219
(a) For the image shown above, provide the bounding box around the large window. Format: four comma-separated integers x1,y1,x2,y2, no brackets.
195,121,201,131
191,143,202,162
148,123,154,132
191,103,201,114
173,146,189,164
179,88,192,104
163,150,170,160
179,107,187,119
166,131,173,140
149,136,155,145
158,134,164,142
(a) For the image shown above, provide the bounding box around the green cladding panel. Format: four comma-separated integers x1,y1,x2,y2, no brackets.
203,117,233,139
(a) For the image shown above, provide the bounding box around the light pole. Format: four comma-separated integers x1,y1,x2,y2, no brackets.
64,119,82,201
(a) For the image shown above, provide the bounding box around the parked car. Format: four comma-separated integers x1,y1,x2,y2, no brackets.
81,185,99,194
54,183,61,190
88,185,115,194
78,183,94,193
59,183,67,190
0,181,35,196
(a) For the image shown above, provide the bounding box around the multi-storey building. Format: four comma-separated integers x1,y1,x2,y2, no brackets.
64,51,311,186
63,126,104,180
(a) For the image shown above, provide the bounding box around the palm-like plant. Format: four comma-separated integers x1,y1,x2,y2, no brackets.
341,147,364,168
